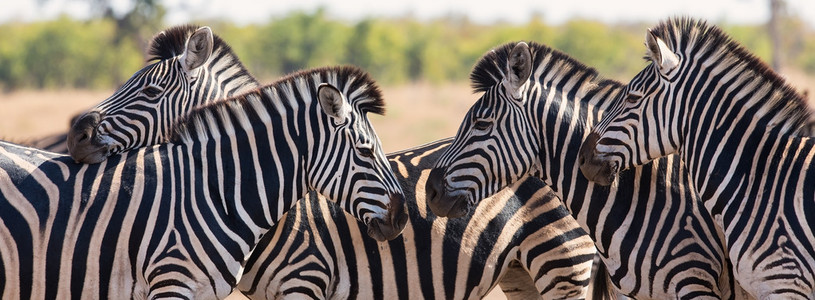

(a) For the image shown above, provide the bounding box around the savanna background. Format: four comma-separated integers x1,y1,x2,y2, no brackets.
1,0,814,299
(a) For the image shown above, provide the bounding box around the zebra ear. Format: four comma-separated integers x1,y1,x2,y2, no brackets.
318,83,351,121
645,30,679,75
504,41,532,100
180,26,214,74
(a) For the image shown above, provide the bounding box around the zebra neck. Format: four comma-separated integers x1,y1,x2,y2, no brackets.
530,86,600,203
194,49,260,105
201,134,308,232
680,73,807,215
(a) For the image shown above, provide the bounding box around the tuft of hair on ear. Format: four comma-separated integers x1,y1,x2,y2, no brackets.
181,26,214,71
147,24,224,63
645,30,663,64
318,83,352,120
508,42,532,83
278,65,386,116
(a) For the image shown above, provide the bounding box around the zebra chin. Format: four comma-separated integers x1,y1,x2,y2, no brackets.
67,110,111,164
578,132,618,186
365,193,409,241
425,167,472,218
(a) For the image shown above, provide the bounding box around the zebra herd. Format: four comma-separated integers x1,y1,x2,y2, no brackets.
0,17,811,299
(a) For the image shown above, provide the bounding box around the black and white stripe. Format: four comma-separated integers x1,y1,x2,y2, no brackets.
582,18,814,299
426,41,747,299
0,66,406,299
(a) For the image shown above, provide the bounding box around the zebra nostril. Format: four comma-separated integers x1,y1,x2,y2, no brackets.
76,132,90,143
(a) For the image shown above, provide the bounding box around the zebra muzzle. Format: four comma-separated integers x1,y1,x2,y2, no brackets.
67,111,110,164
367,193,408,241
425,167,471,218
578,132,617,186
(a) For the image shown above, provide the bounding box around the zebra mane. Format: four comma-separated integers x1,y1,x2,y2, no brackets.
470,41,623,105
147,24,232,62
169,65,385,143
651,17,812,132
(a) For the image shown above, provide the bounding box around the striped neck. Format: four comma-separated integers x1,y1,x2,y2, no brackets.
527,64,623,196
174,87,312,229
186,46,260,109
676,64,809,215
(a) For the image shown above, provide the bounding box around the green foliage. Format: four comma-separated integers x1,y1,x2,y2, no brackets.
0,17,142,90
0,12,813,91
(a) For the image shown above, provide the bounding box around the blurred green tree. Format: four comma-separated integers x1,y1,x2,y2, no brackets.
252,9,350,78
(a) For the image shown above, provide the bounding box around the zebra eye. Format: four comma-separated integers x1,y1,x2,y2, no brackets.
625,93,643,103
473,120,492,131
142,86,163,99
358,147,375,158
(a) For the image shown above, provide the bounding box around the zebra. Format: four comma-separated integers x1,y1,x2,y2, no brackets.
238,138,596,299
35,24,597,299
424,41,750,299
66,25,259,164
0,65,407,299
579,17,815,299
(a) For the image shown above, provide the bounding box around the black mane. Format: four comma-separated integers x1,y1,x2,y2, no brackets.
650,17,812,132
275,65,385,115
169,65,385,143
147,24,229,62
470,41,624,105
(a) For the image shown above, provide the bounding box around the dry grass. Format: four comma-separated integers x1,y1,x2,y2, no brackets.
0,90,109,140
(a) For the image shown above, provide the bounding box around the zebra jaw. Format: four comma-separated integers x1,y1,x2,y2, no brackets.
365,193,409,241
578,132,619,186
67,111,113,164
425,167,473,218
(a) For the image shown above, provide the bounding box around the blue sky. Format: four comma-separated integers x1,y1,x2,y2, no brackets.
3,0,815,28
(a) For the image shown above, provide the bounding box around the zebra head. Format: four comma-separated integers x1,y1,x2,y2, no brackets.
579,24,686,186
426,42,541,218
67,25,257,163
307,78,408,241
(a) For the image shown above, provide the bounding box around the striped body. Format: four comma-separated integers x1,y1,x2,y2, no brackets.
239,138,595,299
583,18,815,299
0,66,405,299
426,41,746,299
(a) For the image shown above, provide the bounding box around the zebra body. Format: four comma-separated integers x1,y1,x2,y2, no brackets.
0,66,406,299
426,41,747,299
581,18,815,299
239,138,596,299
